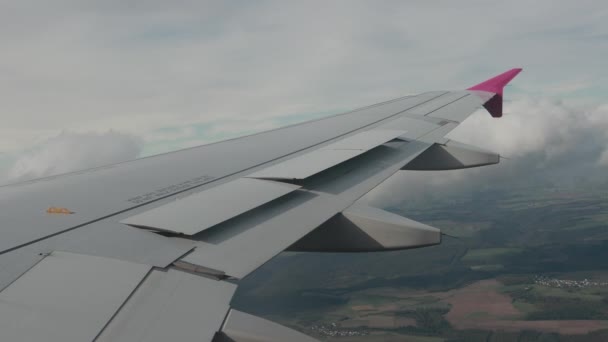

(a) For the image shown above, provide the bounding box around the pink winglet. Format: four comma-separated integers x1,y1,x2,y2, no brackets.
468,68,522,95
467,68,522,118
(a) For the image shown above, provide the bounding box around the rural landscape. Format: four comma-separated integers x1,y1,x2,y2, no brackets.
234,175,608,341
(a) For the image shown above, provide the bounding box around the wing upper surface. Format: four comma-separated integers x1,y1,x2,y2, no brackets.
0,69,521,341
0,92,445,256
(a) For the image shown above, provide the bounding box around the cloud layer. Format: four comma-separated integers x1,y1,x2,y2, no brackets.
0,1,607,155
0,1,606,193
451,97,608,163
6,131,142,182
365,97,608,207
3,95,606,197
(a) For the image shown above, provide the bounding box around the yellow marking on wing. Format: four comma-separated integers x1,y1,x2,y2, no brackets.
47,207,75,215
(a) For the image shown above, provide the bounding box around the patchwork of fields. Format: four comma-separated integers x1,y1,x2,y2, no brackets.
234,184,608,341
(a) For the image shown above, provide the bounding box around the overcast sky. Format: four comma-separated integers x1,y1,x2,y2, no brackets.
1,1,607,185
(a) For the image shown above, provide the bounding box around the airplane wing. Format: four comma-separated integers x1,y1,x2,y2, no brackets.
0,68,521,341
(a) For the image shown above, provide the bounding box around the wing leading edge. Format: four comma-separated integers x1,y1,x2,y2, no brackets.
0,69,522,341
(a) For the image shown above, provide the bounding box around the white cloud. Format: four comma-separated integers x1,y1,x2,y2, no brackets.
0,1,606,192
364,97,608,207
143,126,198,144
0,1,606,156
6,131,142,183
448,97,596,160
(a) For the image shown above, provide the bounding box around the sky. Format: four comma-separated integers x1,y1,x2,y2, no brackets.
1,1,607,190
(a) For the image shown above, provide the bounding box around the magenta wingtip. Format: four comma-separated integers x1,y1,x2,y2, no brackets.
467,68,523,95
468,68,522,118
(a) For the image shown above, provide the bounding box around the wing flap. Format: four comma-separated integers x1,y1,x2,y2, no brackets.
181,140,432,279
96,268,236,342
0,252,151,342
0,92,446,256
249,129,407,180
120,178,301,235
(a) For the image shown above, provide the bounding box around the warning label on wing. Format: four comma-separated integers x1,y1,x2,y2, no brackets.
127,175,215,204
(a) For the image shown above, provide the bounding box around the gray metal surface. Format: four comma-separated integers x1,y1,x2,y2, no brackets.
0,92,445,255
216,309,320,342
417,121,459,144
289,204,440,252
406,91,470,116
121,178,301,235
178,92,488,278
403,140,500,170
0,222,193,291
343,204,441,249
321,129,407,149
183,140,432,278
426,91,484,122
0,251,150,342
96,268,236,342
382,117,440,139
0,249,45,292
249,129,406,180
249,149,362,180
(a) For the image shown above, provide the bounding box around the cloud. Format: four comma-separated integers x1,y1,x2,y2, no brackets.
364,97,608,207
0,1,607,157
0,1,606,196
449,97,608,161
5,131,142,183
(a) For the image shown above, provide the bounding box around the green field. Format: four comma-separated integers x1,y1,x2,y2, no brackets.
233,182,608,341
462,248,523,262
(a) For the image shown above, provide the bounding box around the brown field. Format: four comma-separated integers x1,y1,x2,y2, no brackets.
462,320,608,335
442,279,520,321
325,332,445,342
440,279,608,334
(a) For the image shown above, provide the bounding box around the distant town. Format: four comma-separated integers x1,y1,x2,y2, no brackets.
309,323,369,338
534,275,608,289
